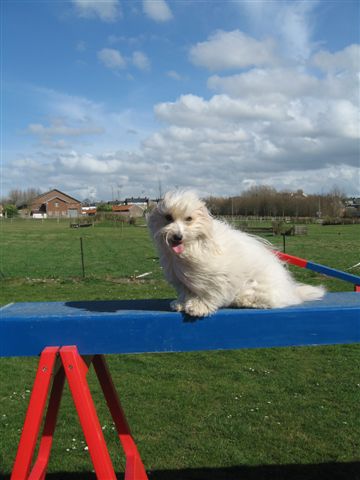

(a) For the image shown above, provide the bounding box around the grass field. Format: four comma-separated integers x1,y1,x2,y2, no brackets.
0,218,359,479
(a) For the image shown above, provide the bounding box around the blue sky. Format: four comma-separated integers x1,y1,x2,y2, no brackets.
2,0,359,201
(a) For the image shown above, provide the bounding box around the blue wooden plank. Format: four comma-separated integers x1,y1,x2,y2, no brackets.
1,293,359,357
306,261,360,285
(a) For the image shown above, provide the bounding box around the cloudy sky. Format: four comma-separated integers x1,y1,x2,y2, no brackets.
2,0,359,201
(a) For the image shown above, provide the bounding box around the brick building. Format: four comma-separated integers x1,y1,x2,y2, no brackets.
112,204,145,217
31,189,82,218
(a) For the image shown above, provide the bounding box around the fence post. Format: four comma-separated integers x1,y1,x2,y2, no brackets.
80,237,85,278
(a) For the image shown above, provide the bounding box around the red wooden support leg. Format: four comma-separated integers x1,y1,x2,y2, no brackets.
92,355,148,480
11,347,59,480
60,346,117,480
12,346,149,480
28,364,66,480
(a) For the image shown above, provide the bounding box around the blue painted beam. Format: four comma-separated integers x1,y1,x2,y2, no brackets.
1,293,359,357
306,260,360,285
275,251,360,286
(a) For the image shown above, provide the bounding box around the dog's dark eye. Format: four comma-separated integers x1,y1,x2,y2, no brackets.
185,216,193,222
165,214,173,222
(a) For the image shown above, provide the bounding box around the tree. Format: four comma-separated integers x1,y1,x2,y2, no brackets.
4,204,18,218
204,185,348,218
4,188,41,207
96,203,113,212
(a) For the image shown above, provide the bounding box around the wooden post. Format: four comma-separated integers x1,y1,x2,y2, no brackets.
80,237,85,278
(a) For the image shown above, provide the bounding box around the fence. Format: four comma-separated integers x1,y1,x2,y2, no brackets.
0,218,158,281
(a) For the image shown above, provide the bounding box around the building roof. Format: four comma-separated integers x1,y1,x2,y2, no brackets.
32,189,81,204
124,197,148,204
112,205,131,212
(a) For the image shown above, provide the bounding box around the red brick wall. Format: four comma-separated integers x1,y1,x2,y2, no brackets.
46,198,81,217
31,190,81,217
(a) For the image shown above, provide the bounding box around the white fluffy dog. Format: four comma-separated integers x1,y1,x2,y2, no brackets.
148,190,325,317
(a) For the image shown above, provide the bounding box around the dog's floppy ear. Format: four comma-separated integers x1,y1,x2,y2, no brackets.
199,204,213,223
196,204,212,234
197,205,223,254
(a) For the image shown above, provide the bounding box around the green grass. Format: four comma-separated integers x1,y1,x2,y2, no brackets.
0,219,359,304
0,219,360,479
0,218,160,280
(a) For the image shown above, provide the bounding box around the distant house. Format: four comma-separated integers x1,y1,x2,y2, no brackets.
112,204,145,218
344,197,360,217
112,205,132,214
31,189,82,218
124,197,149,206
82,206,97,216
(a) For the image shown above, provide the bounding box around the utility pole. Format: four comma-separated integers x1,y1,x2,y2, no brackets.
158,180,163,199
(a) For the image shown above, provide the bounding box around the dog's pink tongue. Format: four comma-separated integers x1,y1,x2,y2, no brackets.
172,244,184,254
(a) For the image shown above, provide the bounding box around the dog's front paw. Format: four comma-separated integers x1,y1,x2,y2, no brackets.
184,298,215,317
170,300,185,312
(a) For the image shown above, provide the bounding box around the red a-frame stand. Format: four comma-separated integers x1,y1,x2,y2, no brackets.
11,346,148,480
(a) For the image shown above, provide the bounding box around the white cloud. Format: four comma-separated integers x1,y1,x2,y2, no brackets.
72,0,122,22
38,88,105,124
132,51,151,71
189,30,277,70
142,0,173,22
207,68,320,98
18,85,155,156
240,0,318,62
58,152,122,174
26,120,104,138
312,44,360,73
97,48,126,69
166,70,183,81
145,35,359,196
319,100,359,139
155,93,287,127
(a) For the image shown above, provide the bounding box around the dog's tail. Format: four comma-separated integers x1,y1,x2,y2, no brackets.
295,284,326,302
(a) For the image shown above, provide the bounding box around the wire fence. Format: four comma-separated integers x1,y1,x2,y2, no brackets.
0,219,160,281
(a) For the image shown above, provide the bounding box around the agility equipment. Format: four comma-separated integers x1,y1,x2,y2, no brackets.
2,252,359,479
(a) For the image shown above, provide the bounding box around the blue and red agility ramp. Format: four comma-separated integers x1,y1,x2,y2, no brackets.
1,252,359,480
275,251,360,291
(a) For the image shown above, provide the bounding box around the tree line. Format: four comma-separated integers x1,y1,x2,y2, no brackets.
2,188,41,208
1,185,355,219
205,186,347,218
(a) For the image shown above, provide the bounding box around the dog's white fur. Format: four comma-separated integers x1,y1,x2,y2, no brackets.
148,190,325,317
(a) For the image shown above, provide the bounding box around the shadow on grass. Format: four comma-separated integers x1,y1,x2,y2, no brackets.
1,462,360,480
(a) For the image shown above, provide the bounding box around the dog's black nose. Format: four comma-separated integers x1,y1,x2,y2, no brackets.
172,234,183,243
